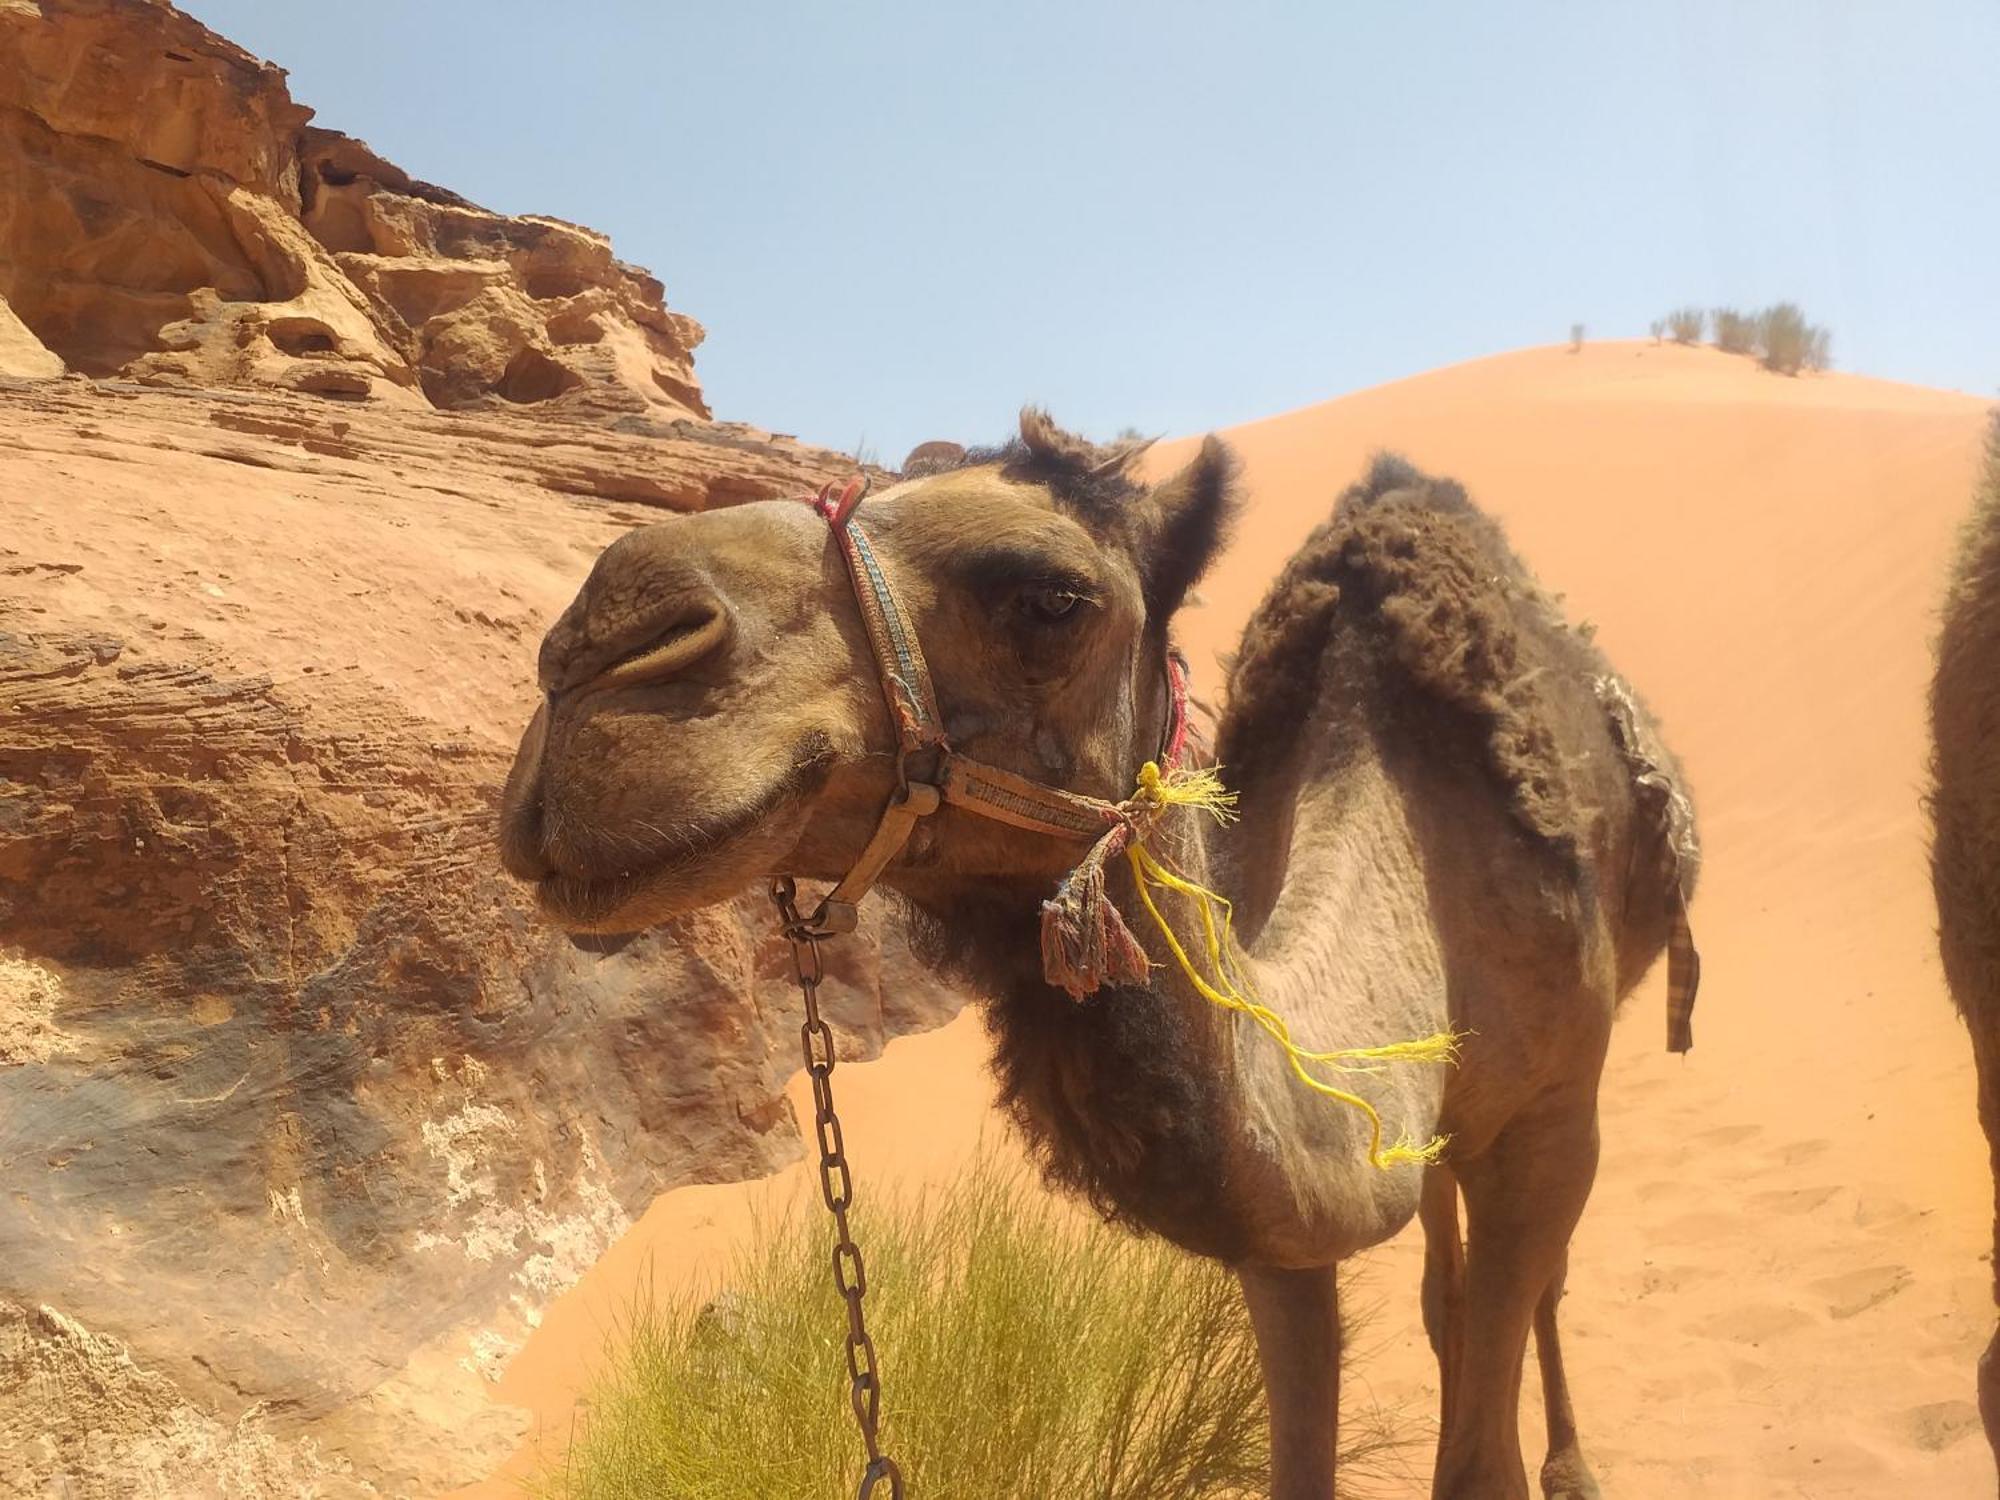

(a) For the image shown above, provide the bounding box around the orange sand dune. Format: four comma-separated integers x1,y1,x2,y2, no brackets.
461,341,1997,1498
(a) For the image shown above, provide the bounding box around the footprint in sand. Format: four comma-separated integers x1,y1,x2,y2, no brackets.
1694,1123,1762,1148
1689,1302,1817,1344
1655,1210,1741,1244
1772,1138,1833,1167
1810,1264,1913,1319
1618,1073,1671,1098
1899,1400,1983,1454
1637,1261,1719,1297
1853,1192,1928,1231
1745,1184,1842,1216
1634,1177,1689,1204
1638,1366,1729,1401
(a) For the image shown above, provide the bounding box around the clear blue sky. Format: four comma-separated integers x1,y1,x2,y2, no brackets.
192,1,1999,462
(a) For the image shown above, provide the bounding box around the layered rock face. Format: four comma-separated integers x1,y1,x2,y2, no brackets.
0,6,955,1497
0,0,707,419
0,381,943,1500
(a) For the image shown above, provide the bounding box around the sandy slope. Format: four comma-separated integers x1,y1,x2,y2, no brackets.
462,342,1997,1498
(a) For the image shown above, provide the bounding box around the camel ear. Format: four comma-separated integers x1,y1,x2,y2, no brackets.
1019,407,1095,466
1141,435,1238,620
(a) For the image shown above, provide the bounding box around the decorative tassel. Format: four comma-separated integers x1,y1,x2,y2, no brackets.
1133,760,1237,822
1039,823,1149,998
1037,760,1225,998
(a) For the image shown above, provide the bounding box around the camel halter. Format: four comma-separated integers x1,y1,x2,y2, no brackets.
783,473,1196,984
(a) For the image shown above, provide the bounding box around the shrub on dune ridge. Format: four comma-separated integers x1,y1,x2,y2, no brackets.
1712,307,1757,354
1803,322,1833,373
1755,301,1832,375
1660,300,1832,374
1665,306,1705,344
536,1160,1415,1499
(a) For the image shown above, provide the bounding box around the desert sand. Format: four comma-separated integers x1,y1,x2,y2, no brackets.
461,341,1996,1499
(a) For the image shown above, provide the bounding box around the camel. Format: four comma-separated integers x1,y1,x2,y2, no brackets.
499,412,1700,1500
1930,410,2000,1488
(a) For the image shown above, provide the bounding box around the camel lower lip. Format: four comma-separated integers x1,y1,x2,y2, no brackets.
537,869,649,931
518,741,836,932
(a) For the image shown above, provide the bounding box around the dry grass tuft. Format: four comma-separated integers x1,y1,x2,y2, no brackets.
535,1160,1416,1499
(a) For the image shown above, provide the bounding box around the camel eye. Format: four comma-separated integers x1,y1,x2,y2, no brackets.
1022,584,1088,624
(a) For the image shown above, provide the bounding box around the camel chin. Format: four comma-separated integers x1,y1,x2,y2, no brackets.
535,808,808,935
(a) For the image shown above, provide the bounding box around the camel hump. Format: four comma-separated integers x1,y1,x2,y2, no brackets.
1226,452,1700,892
1338,452,1474,514
1324,467,1704,1038
1316,461,1588,851
1333,452,1530,581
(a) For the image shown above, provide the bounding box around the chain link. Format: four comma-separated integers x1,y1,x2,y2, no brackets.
770,877,906,1500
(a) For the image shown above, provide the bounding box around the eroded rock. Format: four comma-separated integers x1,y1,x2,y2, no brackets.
0,0,706,419
0,379,945,1497
0,11,952,1492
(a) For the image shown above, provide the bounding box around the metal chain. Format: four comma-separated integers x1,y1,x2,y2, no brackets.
770,877,906,1500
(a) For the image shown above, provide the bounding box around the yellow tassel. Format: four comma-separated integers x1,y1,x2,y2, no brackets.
1132,760,1238,822
1122,762,1460,1171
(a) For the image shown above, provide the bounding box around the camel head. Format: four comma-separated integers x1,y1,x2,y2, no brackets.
499,410,1235,934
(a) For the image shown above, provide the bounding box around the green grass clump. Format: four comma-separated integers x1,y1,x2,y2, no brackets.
536,1162,1410,1499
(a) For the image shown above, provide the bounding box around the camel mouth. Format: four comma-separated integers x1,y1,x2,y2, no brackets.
529,733,839,932
536,865,658,931
532,823,767,932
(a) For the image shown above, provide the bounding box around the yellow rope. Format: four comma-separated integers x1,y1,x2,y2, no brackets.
1123,762,1460,1170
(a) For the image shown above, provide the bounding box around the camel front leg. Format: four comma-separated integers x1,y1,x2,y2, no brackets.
1419,1163,1466,1440
1238,1263,1342,1500
1533,1250,1602,1500
1434,1168,1602,1499
1980,1317,2000,1500
1974,1037,2000,1494
1433,1097,1600,1500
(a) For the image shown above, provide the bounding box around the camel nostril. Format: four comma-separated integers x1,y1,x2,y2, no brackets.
592,602,732,691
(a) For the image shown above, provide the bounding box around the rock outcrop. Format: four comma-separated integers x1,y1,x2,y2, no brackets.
0,378,941,1498
0,6,952,1497
0,0,707,419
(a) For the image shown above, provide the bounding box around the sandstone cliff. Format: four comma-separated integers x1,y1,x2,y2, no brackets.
0,5,954,1497
0,0,707,420
0,380,946,1500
